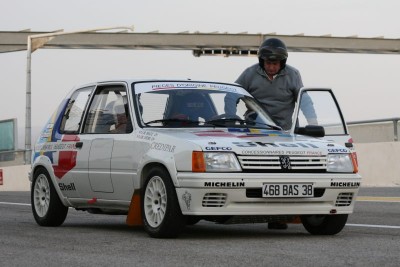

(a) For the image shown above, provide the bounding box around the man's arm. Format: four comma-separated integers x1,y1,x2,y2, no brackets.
293,69,318,125
300,92,318,125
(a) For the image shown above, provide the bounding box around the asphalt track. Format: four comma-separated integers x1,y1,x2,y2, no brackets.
0,188,399,267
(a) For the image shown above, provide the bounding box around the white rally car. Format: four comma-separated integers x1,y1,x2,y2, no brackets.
30,79,361,238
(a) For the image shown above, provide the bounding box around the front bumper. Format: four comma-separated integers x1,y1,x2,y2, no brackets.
175,172,361,216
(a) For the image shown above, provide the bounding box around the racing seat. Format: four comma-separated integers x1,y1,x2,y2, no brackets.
91,100,117,133
110,96,133,133
111,103,128,133
166,92,216,123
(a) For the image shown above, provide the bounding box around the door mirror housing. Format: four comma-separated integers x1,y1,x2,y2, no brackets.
295,125,325,138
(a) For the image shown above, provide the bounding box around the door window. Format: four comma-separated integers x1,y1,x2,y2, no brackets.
297,90,347,135
83,85,132,134
60,86,93,134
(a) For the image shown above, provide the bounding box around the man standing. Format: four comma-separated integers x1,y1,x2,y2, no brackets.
233,38,316,230
234,37,316,130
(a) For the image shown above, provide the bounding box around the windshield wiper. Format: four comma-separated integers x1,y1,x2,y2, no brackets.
205,118,282,130
145,118,200,126
205,118,246,127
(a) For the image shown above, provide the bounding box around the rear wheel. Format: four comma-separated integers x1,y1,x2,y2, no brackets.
31,168,68,226
142,167,185,238
301,214,348,235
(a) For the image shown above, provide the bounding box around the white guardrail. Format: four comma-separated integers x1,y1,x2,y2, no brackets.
1,118,399,191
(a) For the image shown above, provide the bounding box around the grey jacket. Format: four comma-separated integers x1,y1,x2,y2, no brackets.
232,63,315,129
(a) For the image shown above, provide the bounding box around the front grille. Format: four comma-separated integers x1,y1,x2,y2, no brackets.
335,192,354,206
202,193,227,207
246,188,325,198
237,155,327,172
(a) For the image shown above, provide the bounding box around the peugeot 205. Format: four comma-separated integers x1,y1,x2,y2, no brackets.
30,79,361,238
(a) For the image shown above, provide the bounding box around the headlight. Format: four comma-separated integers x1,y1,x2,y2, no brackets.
192,151,241,172
327,154,356,173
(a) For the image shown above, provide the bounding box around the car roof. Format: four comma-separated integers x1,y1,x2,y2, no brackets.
74,78,239,87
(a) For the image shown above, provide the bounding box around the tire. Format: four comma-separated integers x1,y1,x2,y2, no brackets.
31,167,68,226
301,214,348,235
141,167,186,238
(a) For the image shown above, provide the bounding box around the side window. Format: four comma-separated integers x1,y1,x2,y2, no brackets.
60,87,93,133
83,85,132,134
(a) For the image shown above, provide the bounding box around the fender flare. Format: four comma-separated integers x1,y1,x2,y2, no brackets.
31,155,72,207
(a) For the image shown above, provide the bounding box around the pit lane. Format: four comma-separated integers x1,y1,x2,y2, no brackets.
0,188,399,266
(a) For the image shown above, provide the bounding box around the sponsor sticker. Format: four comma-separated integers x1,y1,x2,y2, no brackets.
182,191,192,210
150,142,176,153
136,130,157,141
204,181,245,187
205,147,232,151
35,142,78,151
330,181,360,188
59,182,76,191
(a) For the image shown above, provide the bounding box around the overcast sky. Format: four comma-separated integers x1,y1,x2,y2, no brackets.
1,0,399,148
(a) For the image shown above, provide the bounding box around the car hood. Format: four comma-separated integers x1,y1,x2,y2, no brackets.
147,128,350,155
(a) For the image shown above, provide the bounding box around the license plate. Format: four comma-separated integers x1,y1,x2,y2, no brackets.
262,183,314,198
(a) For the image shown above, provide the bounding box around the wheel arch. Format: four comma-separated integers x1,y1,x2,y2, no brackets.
31,157,71,207
139,162,173,189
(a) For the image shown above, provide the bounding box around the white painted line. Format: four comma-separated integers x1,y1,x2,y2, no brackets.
356,200,400,203
0,201,31,206
357,196,400,203
346,223,400,229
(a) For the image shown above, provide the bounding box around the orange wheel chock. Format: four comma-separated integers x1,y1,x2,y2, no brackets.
126,191,143,226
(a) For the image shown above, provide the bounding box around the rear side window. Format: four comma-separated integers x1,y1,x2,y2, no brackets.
83,85,132,134
59,87,93,134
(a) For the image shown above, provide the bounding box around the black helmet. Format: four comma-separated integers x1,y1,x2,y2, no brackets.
258,38,288,70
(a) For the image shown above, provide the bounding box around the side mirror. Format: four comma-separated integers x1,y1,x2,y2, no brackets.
295,125,325,137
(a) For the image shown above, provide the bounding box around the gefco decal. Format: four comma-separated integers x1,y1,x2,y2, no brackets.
330,181,360,188
204,181,245,187
327,148,350,153
35,142,78,151
205,147,232,151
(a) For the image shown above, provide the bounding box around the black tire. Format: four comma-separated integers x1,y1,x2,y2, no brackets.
141,167,186,238
31,167,68,226
301,214,348,235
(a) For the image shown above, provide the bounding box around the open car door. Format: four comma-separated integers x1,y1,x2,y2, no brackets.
291,88,356,155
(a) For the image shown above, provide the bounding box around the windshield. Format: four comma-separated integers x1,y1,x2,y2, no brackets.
132,81,280,130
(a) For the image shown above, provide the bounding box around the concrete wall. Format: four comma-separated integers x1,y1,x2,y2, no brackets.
348,122,399,143
1,142,399,191
0,164,30,191
355,142,400,187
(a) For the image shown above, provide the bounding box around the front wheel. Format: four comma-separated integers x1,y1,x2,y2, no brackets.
141,167,186,238
31,167,68,226
301,214,348,235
